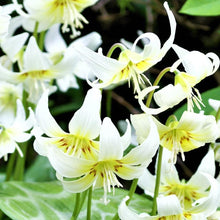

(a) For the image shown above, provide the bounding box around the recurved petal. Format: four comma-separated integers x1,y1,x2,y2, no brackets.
68,88,101,139
118,196,153,220
73,44,127,82
36,90,66,137
123,116,159,165
98,117,123,161
57,172,95,193
48,146,94,178
153,84,186,109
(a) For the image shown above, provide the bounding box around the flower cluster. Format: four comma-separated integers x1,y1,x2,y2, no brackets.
0,1,219,220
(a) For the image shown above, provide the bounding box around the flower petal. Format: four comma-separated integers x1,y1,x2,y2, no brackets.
98,117,123,161
36,90,66,137
68,88,101,139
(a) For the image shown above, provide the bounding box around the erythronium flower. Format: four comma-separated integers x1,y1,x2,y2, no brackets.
137,148,220,219
0,82,23,124
12,0,98,37
0,6,11,40
34,88,102,160
0,36,79,103
72,2,176,94
152,111,219,163
153,45,220,112
48,116,159,204
44,24,102,91
0,99,34,160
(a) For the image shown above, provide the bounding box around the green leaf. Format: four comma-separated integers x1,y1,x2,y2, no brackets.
0,181,152,220
174,87,220,119
179,0,220,16
24,156,56,182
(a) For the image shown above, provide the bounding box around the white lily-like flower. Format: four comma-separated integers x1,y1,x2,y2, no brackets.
153,111,218,163
0,82,23,125
0,36,80,103
34,88,102,160
72,2,176,95
43,115,159,204
138,147,220,218
12,0,98,37
44,24,102,91
0,99,34,160
154,45,220,112
0,6,11,40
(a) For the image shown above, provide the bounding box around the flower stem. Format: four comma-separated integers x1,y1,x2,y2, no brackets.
146,67,170,107
127,178,138,205
107,43,126,58
151,146,163,215
215,107,220,122
39,30,46,51
71,193,81,220
86,187,93,220
33,21,39,41
13,142,28,181
5,152,17,181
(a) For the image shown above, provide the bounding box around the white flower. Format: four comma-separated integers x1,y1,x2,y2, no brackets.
0,36,79,103
0,82,23,125
71,2,176,94
0,6,11,40
34,88,102,160
54,116,159,204
153,45,220,112
153,111,219,163
12,0,99,37
0,99,34,160
44,24,102,91
137,148,220,218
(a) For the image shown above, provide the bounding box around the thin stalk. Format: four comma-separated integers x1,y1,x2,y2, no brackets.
215,107,220,122
71,193,81,220
39,31,46,51
146,67,170,107
33,22,39,41
106,90,112,117
74,190,88,220
107,43,126,58
151,146,163,215
5,152,17,181
86,187,93,220
13,142,28,181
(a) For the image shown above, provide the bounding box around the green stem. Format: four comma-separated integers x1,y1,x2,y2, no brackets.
5,152,17,181
107,43,126,58
33,22,39,41
74,190,88,220
106,90,112,117
146,67,171,107
13,142,28,181
215,107,220,122
151,146,163,215
39,31,46,51
71,193,81,220
86,187,93,220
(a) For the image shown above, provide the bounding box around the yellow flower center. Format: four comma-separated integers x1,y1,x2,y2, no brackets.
53,134,99,160
160,181,206,210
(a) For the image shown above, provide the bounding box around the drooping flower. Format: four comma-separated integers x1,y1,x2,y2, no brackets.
0,36,80,103
153,45,220,112
0,6,11,40
42,115,159,204
44,24,102,91
0,99,34,160
0,82,23,124
34,88,102,160
152,111,218,163
136,148,220,219
12,0,99,37
72,2,176,95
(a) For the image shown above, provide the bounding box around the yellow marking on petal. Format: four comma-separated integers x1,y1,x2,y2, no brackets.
18,70,54,81
160,181,206,210
53,134,99,159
